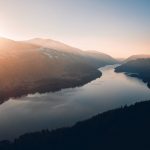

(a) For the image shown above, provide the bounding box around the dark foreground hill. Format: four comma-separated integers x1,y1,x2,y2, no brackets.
115,58,150,88
1,100,150,150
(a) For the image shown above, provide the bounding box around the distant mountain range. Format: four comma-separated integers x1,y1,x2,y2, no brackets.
0,37,118,103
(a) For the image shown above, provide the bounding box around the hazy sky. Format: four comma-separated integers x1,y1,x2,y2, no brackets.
0,0,150,58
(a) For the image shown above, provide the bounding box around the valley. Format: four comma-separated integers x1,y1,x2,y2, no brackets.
0,38,117,103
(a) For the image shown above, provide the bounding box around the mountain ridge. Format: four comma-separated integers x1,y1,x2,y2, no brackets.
124,54,150,62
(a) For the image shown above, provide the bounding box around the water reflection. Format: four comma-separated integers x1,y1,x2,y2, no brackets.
0,65,150,140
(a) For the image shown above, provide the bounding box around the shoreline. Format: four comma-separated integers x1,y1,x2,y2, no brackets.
115,69,150,89
0,70,102,104
114,59,150,89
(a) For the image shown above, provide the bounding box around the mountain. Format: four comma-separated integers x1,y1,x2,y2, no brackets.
0,37,118,103
0,38,69,102
28,38,117,64
27,38,118,67
116,57,125,62
115,58,150,88
1,100,150,150
85,50,118,67
27,38,118,69
124,54,150,62
27,38,82,54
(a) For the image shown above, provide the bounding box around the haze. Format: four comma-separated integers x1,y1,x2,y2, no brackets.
0,0,150,58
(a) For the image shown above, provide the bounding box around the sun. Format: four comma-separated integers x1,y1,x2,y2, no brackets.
0,29,14,40
0,21,11,39
0,33,3,38
0,33,5,38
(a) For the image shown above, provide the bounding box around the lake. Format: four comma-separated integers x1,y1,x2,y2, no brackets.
0,65,150,140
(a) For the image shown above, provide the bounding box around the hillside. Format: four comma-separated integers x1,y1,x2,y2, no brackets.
27,38,82,54
27,38,118,67
124,54,150,62
0,37,117,103
115,58,150,88
85,50,118,67
1,100,150,150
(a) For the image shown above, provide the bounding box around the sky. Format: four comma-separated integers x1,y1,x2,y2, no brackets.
0,0,150,58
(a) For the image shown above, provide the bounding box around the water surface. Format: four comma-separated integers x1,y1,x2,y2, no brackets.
0,65,150,140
